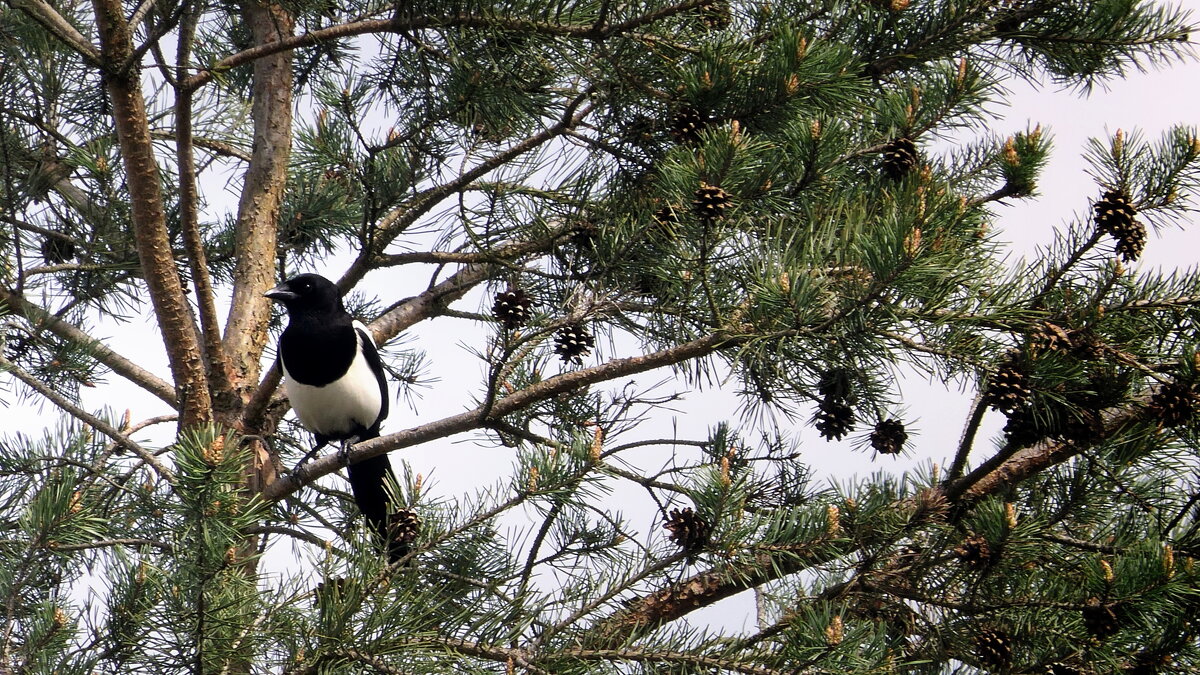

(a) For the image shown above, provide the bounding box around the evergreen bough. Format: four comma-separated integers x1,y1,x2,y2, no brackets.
0,1,1198,673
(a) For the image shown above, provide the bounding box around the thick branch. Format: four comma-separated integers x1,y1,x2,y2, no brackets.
220,0,292,400
261,332,732,502
8,0,102,65
93,0,210,425
374,228,573,269
563,647,787,675
946,405,1144,502
590,398,1157,645
176,6,236,419
366,262,502,344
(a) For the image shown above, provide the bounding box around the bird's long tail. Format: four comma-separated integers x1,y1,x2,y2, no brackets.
345,453,407,563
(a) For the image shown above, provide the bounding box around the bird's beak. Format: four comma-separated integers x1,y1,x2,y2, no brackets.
264,284,297,302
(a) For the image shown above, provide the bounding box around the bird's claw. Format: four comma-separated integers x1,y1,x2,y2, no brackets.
289,462,308,486
337,438,359,467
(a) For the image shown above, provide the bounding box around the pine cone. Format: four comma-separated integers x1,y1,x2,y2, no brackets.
570,220,599,247
1029,321,1076,355
870,419,907,455
664,507,711,551
554,323,595,365
1003,407,1044,448
653,205,679,228
1082,598,1121,639
386,508,422,558
1068,331,1104,361
994,4,1025,33
1147,382,1197,427
1094,189,1136,233
492,288,535,330
671,107,709,145
1125,651,1170,675
984,360,1032,412
814,398,854,441
954,533,993,568
1093,189,1146,261
1059,409,1105,444
312,576,348,607
881,137,918,180
1112,221,1146,261
974,628,1013,669
693,183,732,219
817,368,855,402
41,236,76,264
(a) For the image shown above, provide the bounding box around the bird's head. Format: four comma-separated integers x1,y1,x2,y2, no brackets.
265,273,343,314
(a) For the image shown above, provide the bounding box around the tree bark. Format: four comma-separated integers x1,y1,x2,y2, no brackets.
221,0,293,404
176,2,238,416
92,0,210,426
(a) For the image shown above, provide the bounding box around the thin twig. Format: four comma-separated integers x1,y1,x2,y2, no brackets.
45,537,173,553
946,392,988,484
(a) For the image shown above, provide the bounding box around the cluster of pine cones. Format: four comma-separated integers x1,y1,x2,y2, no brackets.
985,315,1197,447
810,369,908,454
491,288,596,366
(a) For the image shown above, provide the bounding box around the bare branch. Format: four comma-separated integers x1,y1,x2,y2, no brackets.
562,647,789,675
366,262,499,344
246,524,329,549
175,3,235,420
8,0,102,65
339,101,591,292
0,355,174,483
48,537,174,553
180,4,709,93
262,331,732,502
0,287,177,406
148,131,252,162
374,228,573,269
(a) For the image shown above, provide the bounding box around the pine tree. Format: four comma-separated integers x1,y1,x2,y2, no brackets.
2,1,1199,673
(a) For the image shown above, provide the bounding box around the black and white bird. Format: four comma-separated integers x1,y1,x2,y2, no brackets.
266,273,402,561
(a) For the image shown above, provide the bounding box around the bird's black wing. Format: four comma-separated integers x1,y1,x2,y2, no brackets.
354,321,389,437
346,321,402,561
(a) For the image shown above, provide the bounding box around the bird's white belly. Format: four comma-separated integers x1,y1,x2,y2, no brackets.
283,353,382,438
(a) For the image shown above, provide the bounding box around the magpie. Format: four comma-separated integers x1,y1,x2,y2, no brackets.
266,273,403,562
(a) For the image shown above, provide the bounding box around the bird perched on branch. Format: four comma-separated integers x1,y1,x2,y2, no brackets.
266,272,403,562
